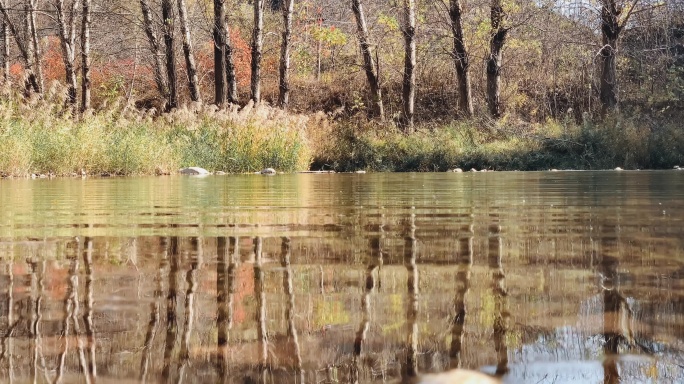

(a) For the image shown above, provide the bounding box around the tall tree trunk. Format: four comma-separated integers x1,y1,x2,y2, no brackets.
250,0,264,102
278,0,294,108
213,0,226,105
27,0,43,93
225,28,238,103
177,0,200,102
351,0,384,119
600,0,621,113
140,0,169,101
55,0,79,106
0,0,39,92
400,0,416,131
81,0,91,111
161,0,177,110
486,0,506,118
449,0,473,117
1,20,8,81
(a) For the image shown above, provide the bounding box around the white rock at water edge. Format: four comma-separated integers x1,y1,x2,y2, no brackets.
614,167,623,171
179,167,210,175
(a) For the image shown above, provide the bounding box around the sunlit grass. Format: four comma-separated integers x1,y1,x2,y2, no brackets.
0,84,312,176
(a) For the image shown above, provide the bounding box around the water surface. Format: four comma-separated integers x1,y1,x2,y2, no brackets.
1,172,684,383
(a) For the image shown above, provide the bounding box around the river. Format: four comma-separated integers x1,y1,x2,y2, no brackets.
1,171,683,383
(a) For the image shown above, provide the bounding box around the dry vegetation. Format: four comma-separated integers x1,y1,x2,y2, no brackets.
0,0,683,176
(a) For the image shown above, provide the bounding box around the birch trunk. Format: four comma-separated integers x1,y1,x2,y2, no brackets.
27,0,43,93
140,0,169,100
449,0,473,117
486,0,506,118
177,0,200,102
55,0,79,106
351,0,384,119
250,0,264,102
278,0,294,108
161,0,178,110
81,0,91,110
400,0,416,130
225,24,238,103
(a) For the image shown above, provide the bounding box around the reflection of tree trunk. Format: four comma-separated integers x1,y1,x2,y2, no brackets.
141,237,168,382
83,237,97,380
1,260,15,380
29,260,44,384
162,236,180,382
352,235,383,383
178,237,202,383
488,225,509,376
254,237,268,381
403,210,419,379
601,253,620,384
280,237,303,379
71,251,91,384
450,224,473,368
216,237,238,382
56,255,78,384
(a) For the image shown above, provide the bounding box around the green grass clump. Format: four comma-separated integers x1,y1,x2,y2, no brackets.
0,85,312,177
313,114,684,172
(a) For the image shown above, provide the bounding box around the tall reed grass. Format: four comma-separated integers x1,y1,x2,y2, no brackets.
312,114,684,171
0,82,312,177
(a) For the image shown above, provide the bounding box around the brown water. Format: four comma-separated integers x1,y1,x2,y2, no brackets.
1,172,684,383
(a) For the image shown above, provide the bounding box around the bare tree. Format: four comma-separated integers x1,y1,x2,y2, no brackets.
251,0,264,102
487,0,507,118
278,0,295,108
26,0,43,93
351,0,384,119
1,19,8,81
54,0,79,106
177,0,200,102
599,0,639,113
139,0,169,101
213,0,227,105
225,27,238,104
449,0,473,117
400,0,416,130
0,0,41,93
161,0,178,110
81,0,91,110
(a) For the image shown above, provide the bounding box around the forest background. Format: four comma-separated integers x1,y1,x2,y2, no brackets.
0,0,682,176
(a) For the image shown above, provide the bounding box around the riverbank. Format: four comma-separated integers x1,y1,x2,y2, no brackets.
1,90,682,177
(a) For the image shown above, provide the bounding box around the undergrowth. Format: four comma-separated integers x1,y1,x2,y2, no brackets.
0,82,313,176
1,82,682,176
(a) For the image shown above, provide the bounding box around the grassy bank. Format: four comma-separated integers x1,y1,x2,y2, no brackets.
312,114,684,172
1,84,682,177
0,83,313,177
